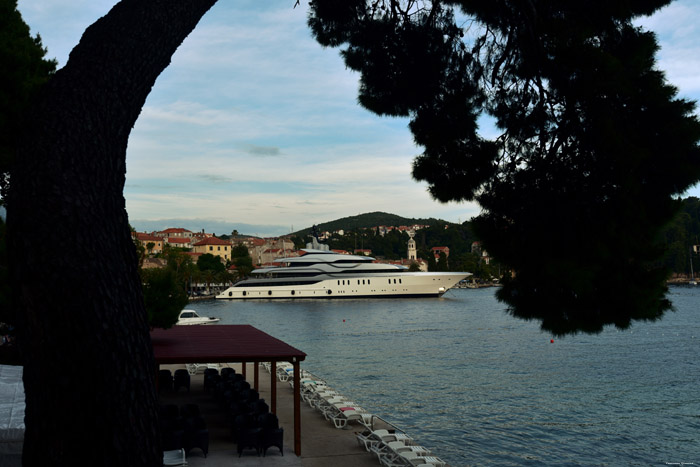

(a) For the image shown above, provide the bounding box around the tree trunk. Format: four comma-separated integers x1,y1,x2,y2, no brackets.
7,0,216,464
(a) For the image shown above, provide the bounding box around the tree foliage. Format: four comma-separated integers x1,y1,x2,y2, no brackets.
140,267,188,329
231,243,253,277
0,0,56,202
197,252,225,273
308,0,700,335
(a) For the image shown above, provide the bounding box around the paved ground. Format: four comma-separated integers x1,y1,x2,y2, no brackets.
159,363,383,467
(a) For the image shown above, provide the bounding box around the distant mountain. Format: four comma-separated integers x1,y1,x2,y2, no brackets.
291,211,447,236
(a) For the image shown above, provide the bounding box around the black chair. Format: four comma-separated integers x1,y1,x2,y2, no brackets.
173,369,191,392
158,369,173,393
180,403,200,420
184,416,209,458
247,389,260,402
203,369,220,392
161,416,185,451
233,414,262,457
220,367,235,379
160,404,181,422
251,399,269,415
259,413,283,457
233,379,250,393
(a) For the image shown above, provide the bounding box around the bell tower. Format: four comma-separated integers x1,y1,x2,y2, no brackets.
407,232,417,261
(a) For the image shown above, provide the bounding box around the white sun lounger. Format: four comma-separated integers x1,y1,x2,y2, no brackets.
355,428,393,451
163,448,187,466
330,408,372,429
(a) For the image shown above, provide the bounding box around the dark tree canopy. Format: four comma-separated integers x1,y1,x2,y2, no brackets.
308,0,700,335
197,252,226,273
141,267,188,329
0,0,56,203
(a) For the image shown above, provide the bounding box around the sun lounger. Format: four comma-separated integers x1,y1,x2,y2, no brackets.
330,408,372,429
163,448,187,466
355,428,393,451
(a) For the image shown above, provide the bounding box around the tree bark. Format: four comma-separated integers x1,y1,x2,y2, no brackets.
7,0,217,464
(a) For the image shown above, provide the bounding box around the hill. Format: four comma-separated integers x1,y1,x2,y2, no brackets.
292,212,446,236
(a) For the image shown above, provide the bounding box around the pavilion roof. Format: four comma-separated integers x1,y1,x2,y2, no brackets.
151,325,306,364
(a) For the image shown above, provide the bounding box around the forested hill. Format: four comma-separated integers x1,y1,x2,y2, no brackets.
292,212,442,236
662,196,700,274
287,198,700,275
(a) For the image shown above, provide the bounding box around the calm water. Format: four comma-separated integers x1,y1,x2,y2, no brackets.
193,286,700,466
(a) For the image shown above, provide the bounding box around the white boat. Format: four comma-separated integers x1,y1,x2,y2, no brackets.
176,309,220,325
216,236,470,300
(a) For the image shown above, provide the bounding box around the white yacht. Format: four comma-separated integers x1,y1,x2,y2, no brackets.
176,309,220,325
216,236,470,300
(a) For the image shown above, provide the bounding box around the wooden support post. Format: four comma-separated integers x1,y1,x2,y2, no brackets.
270,360,277,415
253,360,259,391
241,360,247,379
293,359,301,456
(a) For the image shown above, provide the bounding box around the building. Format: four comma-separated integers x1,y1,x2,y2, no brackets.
192,237,231,262
407,233,417,261
165,237,193,249
133,232,164,255
471,241,491,264
431,246,450,263
156,227,193,239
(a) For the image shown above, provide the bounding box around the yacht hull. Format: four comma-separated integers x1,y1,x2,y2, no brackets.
215,272,469,300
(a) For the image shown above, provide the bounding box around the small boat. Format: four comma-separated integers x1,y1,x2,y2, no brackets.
176,309,220,325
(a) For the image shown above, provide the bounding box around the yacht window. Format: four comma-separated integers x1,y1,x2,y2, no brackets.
337,280,340,285
368,280,370,285
362,280,365,285
399,279,402,284
357,280,360,285
388,279,391,284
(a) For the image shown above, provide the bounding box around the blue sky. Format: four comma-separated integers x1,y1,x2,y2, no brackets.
16,0,700,237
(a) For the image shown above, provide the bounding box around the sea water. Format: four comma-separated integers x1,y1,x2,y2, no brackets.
193,286,700,466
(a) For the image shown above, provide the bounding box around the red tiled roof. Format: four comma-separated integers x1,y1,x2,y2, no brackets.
193,237,230,246
160,228,192,234
135,233,161,242
167,238,190,244
150,325,306,364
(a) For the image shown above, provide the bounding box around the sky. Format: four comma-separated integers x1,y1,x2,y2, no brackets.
15,0,700,237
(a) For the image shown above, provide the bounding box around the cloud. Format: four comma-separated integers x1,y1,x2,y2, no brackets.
242,145,280,157
197,174,232,184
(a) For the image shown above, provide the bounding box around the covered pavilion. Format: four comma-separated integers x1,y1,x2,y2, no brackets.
150,325,307,455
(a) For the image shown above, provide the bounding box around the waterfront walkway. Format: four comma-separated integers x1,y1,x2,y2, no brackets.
160,363,381,467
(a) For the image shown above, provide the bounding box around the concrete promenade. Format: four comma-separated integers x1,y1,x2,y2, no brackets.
160,363,382,467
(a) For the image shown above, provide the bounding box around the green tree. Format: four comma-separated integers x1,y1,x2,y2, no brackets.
436,251,448,272
140,267,188,329
0,0,57,203
308,0,700,335
408,261,422,272
197,252,225,273
231,243,253,277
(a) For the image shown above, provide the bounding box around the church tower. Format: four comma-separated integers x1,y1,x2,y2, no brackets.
407,232,417,261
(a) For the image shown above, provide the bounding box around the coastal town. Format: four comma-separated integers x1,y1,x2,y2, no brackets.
131,225,492,280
